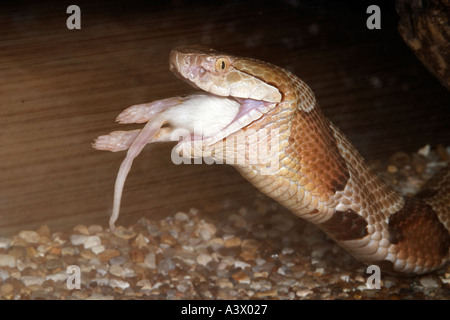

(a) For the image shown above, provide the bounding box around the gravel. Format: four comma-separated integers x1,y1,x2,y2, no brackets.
0,145,449,300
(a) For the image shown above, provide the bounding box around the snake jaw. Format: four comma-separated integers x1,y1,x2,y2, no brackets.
170,48,282,103
202,98,275,146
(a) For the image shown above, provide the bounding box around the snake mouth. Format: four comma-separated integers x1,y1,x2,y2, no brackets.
193,94,276,146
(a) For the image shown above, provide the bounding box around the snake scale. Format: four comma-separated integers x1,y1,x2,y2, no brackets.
94,47,449,275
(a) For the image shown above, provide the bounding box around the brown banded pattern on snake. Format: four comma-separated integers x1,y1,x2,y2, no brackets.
94,47,449,275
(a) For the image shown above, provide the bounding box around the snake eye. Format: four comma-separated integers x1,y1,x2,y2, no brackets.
215,58,230,72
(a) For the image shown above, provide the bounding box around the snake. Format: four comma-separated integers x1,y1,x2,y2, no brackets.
94,46,449,275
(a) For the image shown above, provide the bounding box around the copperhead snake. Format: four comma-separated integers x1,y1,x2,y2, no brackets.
94,47,450,275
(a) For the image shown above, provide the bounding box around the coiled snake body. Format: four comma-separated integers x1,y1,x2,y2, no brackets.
94,47,449,275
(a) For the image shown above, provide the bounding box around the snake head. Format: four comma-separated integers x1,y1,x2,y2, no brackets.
170,46,282,103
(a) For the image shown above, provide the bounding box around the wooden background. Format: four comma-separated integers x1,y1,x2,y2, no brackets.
1,0,449,236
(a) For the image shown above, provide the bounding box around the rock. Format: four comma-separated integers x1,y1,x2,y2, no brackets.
0,237,11,250
132,233,148,249
109,256,126,266
80,249,96,260
419,275,440,288
208,237,224,250
46,273,68,282
98,249,120,262
0,283,14,298
0,270,9,281
161,233,177,246
296,289,313,298
109,279,129,290
231,270,251,284
130,248,145,263
91,245,105,254
255,289,277,298
137,279,153,290
21,276,44,286
197,220,217,241
45,259,64,270
109,265,124,277
86,293,114,300
73,224,90,235
0,254,16,268
224,236,241,248
144,253,156,269
174,211,189,221
48,246,62,256
70,234,86,246
234,260,251,270
36,225,51,237
197,253,213,266
83,236,101,249
113,226,136,240
61,247,78,256
157,258,175,276
88,224,103,234
18,230,40,244
217,278,234,289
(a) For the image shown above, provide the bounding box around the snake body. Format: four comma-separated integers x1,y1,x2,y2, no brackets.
95,47,449,275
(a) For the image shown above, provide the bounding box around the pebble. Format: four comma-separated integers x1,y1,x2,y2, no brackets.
109,279,130,290
197,220,217,241
0,270,9,281
113,226,136,240
98,249,120,262
91,245,105,254
224,236,241,247
255,289,277,298
70,234,86,246
296,289,313,298
197,253,213,266
133,234,148,249
45,259,63,270
109,265,124,277
174,211,189,221
88,225,103,234
83,236,101,249
234,260,251,270
417,144,430,157
157,258,175,276
419,275,440,288
144,253,156,269
0,237,11,249
231,270,251,284
73,224,90,235
18,230,40,244
0,283,14,297
61,247,78,256
0,254,16,268
137,279,153,290
46,272,68,282
110,256,127,266
21,276,45,286
87,293,114,300
217,278,234,289
130,248,145,263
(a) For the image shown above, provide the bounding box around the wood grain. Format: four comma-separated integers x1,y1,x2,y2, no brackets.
0,0,448,236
